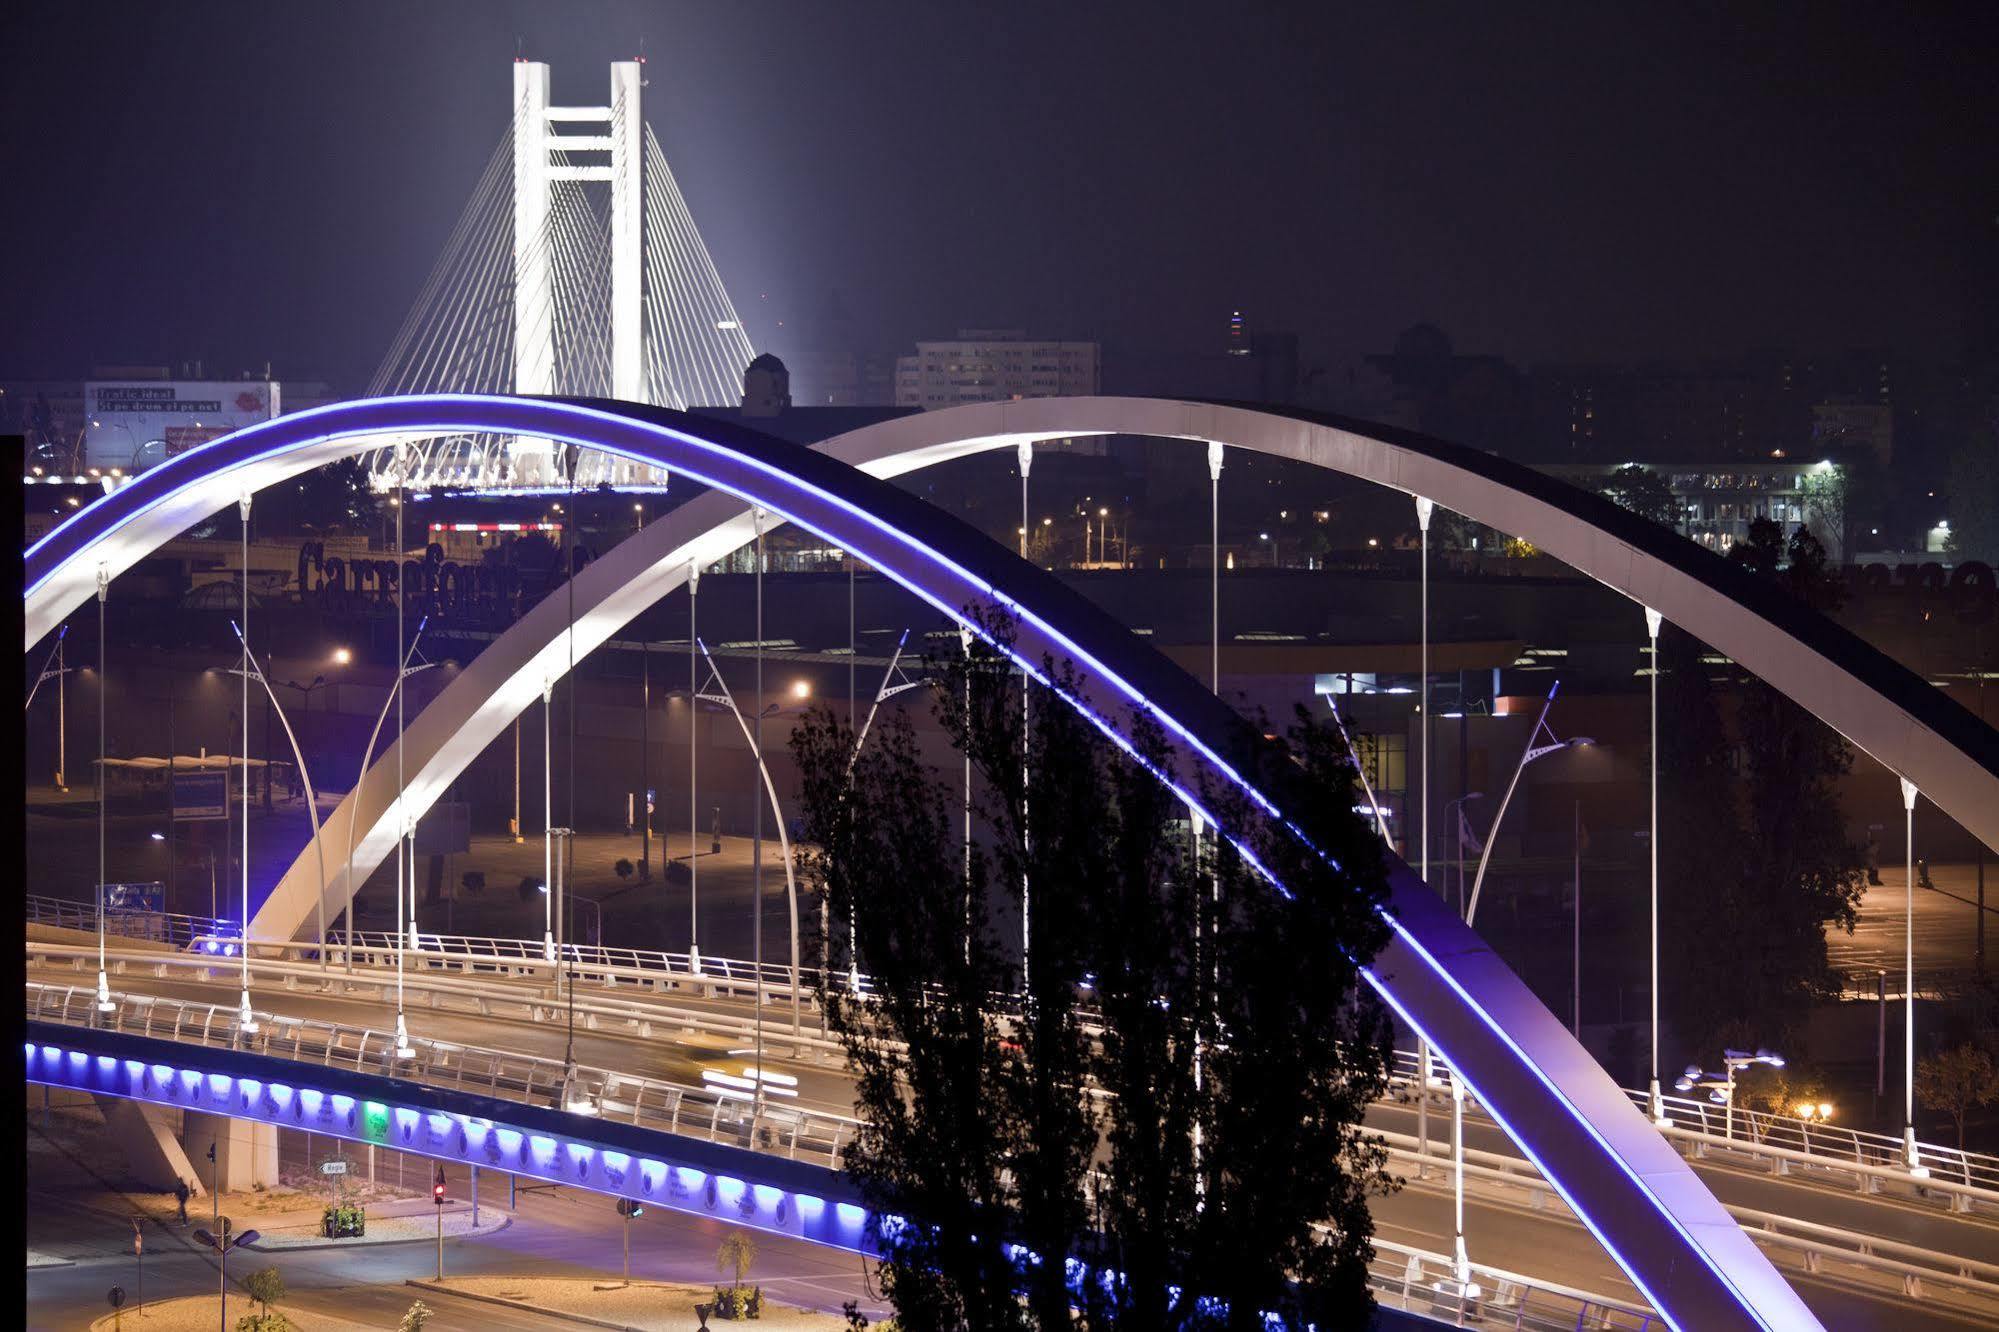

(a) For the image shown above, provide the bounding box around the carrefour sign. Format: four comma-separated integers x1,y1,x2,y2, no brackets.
85,380,280,471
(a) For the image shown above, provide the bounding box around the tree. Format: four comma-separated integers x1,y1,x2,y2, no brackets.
242,1267,285,1316
1596,465,1678,528
794,606,1393,1328
1917,1045,1999,1149
1660,521,1865,1059
715,1229,758,1296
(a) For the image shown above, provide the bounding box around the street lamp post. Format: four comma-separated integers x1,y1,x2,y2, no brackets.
25,624,72,789
1442,792,1485,918
1675,1048,1785,1141
95,568,113,1013
340,622,433,974
190,1223,260,1332
1901,775,1927,1176
1645,607,1667,1126
693,639,803,1043
687,559,701,974
1463,681,1593,928
226,633,328,970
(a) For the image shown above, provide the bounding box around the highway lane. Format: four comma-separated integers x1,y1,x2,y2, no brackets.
1378,1174,1994,1331
1368,1099,1999,1266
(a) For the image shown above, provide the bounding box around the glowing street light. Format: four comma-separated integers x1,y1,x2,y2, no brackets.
1676,1048,1785,1141
331,647,353,666
1464,681,1593,927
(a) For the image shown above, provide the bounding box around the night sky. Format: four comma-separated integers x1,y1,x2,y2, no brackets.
4,2,1993,392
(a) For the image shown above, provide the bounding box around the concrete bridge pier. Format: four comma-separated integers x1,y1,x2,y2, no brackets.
92,1097,209,1196
182,1110,279,1192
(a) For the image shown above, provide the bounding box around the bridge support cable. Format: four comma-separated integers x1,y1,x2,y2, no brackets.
363,63,758,493
644,127,754,409
368,130,516,399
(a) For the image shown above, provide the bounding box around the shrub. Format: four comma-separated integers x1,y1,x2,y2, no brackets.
235,1315,290,1332
242,1266,286,1313
398,1301,433,1332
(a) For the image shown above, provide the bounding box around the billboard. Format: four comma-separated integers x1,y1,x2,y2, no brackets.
173,771,230,820
84,381,280,471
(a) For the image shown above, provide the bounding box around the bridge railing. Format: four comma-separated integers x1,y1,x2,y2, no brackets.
1386,1045,1999,1201
34,887,1999,1200
1381,1128,1999,1313
27,893,238,951
1364,1238,1662,1330
25,981,860,1170
330,927,814,997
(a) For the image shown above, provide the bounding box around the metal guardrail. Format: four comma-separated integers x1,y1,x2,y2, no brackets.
1364,1238,1661,1331
1385,1045,1999,1202
25,981,860,1170
1380,1130,1999,1312
27,893,237,951
27,940,848,1059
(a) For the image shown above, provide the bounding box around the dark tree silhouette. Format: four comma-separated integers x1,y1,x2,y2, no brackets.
794,606,1393,1328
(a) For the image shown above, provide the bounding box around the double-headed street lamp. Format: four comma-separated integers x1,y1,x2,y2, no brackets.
190,1222,261,1332
1675,1047,1785,1141
25,623,73,789
1463,681,1594,928
225,626,329,971
1451,677,1589,1300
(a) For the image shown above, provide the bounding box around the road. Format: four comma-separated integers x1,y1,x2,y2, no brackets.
1830,861,1997,993
27,1124,880,1331
31,954,1999,1328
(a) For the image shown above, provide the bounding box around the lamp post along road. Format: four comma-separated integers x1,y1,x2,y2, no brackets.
687,559,701,974
1456,674,1588,1300
1902,775,1927,1175
25,624,72,788
1645,607,1667,1126
226,631,327,969
694,639,802,1041
95,568,112,1012
1464,680,1593,928
235,495,257,1034
339,617,431,967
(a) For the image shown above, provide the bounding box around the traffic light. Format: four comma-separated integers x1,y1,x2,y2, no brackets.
616,1198,643,1218
432,1166,447,1206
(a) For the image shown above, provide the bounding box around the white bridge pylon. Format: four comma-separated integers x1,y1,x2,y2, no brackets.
369,58,756,492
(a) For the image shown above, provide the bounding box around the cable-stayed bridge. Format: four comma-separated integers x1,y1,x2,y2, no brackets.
364,59,757,493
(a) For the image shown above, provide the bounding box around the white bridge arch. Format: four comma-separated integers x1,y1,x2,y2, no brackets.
31,392,1998,1329
230,397,1996,930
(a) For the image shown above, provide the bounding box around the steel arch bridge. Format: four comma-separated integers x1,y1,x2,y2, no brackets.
29,392,1990,1329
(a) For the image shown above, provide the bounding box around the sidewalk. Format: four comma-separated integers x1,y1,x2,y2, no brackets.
90,1294,378,1332
411,1276,849,1330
